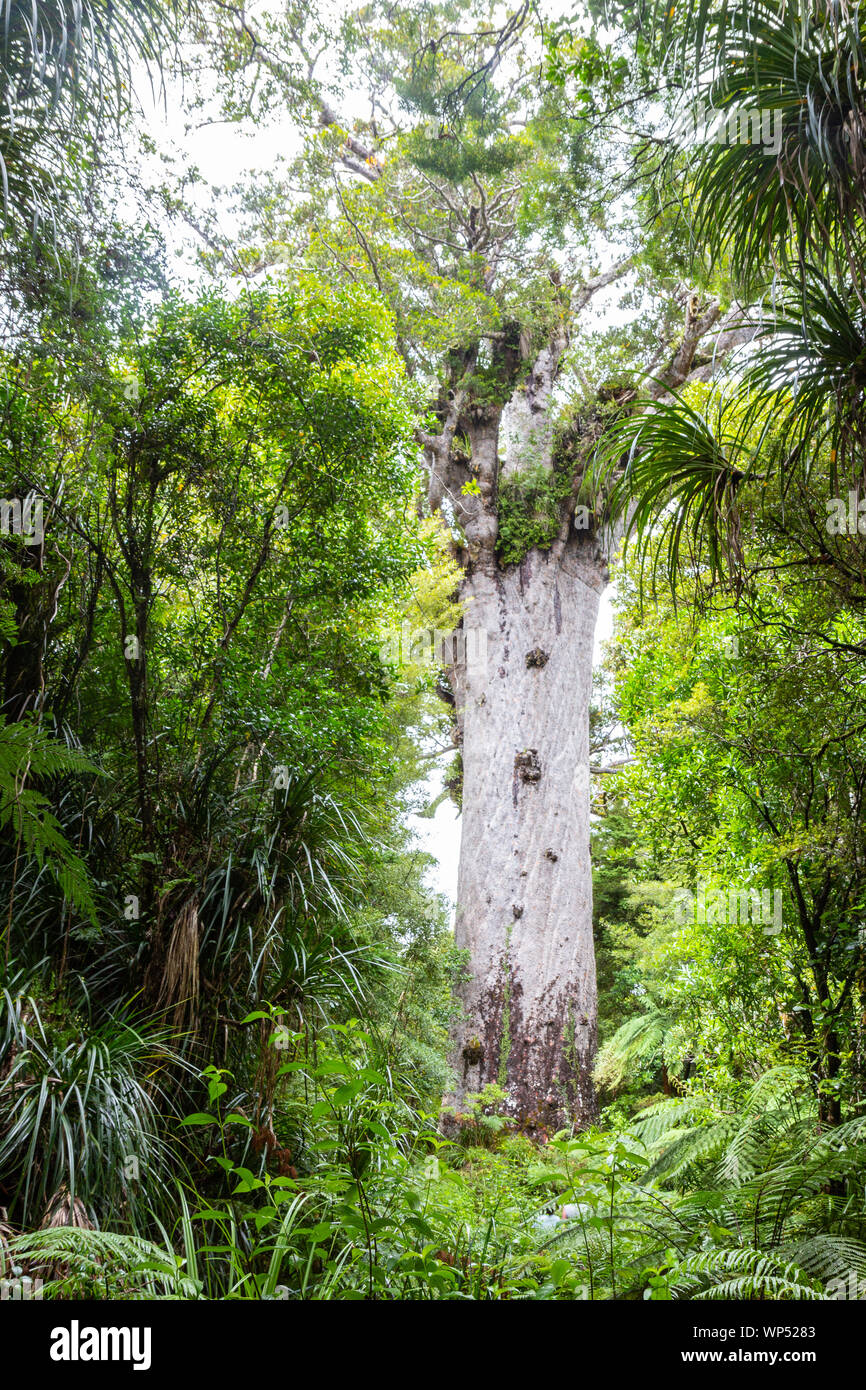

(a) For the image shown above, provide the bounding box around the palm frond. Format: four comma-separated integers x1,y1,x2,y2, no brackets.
593,386,755,591
0,0,175,240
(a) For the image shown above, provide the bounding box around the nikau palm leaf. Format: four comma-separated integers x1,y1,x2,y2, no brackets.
595,1,866,593
663,1,866,290
593,386,753,591
0,0,172,239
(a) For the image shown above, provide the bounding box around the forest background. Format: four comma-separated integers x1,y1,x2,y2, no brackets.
1,0,865,1303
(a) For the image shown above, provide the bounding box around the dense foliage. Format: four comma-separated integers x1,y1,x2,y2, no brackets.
1,0,866,1305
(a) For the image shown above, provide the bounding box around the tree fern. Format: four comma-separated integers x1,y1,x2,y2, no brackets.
535,1067,866,1298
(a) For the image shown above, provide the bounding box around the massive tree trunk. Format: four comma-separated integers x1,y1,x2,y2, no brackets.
429,328,610,1133
448,532,606,1131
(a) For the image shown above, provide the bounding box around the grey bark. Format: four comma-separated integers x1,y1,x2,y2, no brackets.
432,324,610,1133
447,531,606,1130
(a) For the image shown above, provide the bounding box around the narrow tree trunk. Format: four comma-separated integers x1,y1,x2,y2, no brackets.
445,530,606,1132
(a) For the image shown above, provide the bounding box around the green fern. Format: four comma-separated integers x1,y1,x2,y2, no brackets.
669,1249,827,1301
535,1067,866,1299
8,1226,201,1300
0,716,100,925
594,1005,674,1091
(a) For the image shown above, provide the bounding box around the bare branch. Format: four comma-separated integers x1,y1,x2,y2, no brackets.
572,255,634,314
